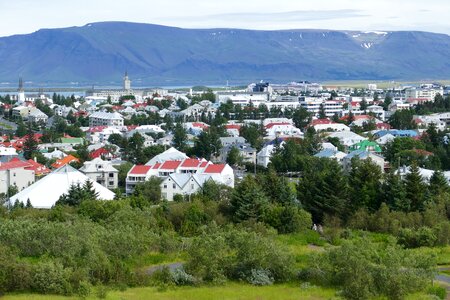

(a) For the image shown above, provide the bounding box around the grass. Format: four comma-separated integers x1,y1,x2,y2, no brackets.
276,231,326,268
3,283,339,300
126,251,185,269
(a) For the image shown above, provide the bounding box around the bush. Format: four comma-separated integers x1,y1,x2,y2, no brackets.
171,268,197,286
185,228,295,284
306,238,436,300
32,261,72,295
427,285,447,300
398,227,437,248
247,269,274,286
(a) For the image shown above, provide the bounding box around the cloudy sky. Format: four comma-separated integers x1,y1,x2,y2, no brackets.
0,0,448,37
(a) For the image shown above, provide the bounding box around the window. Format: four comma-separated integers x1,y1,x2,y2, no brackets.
109,173,114,178
191,184,194,189
163,184,167,189
109,181,114,186
173,184,176,189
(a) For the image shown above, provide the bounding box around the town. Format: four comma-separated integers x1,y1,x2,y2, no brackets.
1,74,449,207
1,74,450,299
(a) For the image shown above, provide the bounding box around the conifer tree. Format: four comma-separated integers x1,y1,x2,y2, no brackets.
404,163,428,211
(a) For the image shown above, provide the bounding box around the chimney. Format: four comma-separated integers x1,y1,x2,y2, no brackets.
34,156,37,162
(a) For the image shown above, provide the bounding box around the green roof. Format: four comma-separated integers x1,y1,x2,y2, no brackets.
349,140,382,153
60,137,84,144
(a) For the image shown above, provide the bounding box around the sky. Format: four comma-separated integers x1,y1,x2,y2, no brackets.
0,0,449,37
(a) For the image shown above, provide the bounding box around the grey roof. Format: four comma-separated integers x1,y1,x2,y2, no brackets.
79,158,118,173
90,111,123,120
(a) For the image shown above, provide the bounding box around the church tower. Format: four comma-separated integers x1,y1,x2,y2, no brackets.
123,71,131,91
17,77,25,103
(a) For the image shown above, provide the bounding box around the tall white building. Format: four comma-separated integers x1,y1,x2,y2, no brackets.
123,71,131,91
17,77,25,103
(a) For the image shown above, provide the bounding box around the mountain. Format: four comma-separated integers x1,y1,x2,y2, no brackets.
0,22,450,86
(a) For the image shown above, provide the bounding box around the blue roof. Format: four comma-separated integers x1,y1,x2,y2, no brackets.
345,150,372,160
314,149,339,158
374,130,418,138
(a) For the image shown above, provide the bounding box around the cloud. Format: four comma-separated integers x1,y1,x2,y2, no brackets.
175,9,368,23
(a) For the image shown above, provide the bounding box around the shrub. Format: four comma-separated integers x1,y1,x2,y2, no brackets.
307,238,435,300
427,285,447,300
398,227,437,248
171,268,197,286
247,269,274,286
32,261,72,295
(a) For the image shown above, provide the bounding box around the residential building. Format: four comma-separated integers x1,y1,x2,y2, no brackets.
51,154,80,169
0,159,36,195
80,158,119,190
126,158,234,195
89,112,124,127
9,165,115,209
342,150,385,172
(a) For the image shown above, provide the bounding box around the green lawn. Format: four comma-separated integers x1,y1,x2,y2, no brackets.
4,283,338,300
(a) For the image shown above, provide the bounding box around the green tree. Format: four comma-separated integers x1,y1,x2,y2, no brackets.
230,176,269,222
240,123,264,150
23,123,38,160
318,103,327,119
297,158,348,223
15,121,27,137
381,170,407,211
226,146,242,166
388,109,417,130
404,163,428,211
193,127,221,160
132,176,163,204
292,107,311,130
173,122,187,151
348,158,382,212
429,170,449,196
126,133,145,164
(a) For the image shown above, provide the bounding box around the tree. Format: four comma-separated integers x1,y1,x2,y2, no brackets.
404,163,428,212
173,122,187,151
292,107,311,130
132,176,162,204
429,170,449,196
348,158,382,212
23,123,38,160
388,109,417,130
297,158,348,223
381,170,407,211
258,169,297,205
226,146,242,166
230,176,269,222
239,123,264,150
360,98,368,112
15,121,27,137
193,127,221,160
382,95,392,111
57,180,98,206
318,103,327,119
126,133,145,164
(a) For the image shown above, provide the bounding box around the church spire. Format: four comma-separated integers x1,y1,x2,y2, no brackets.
18,77,24,92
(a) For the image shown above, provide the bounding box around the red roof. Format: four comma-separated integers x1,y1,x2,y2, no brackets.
203,164,226,174
152,163,162,169
90,147,114,159
25,159,50,176
192,122,209,129
265,123,291,129
129,165,152,175
376,123,391,129
88,126,108,133
310,119,332,126
226,124,241,130
200,161,209,168
160,160,182,170
181,159,202,168
0,158,30,171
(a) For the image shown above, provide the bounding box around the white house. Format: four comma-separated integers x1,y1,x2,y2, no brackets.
79,158,119,190
327,131,367,147
9,165,115,209
126,158,234,195
89,112,124,127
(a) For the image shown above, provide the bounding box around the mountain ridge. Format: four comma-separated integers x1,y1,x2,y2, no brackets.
0,21,449,85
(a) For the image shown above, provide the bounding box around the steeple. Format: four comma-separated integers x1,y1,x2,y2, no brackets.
123,71,131,91
18,77,24,92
